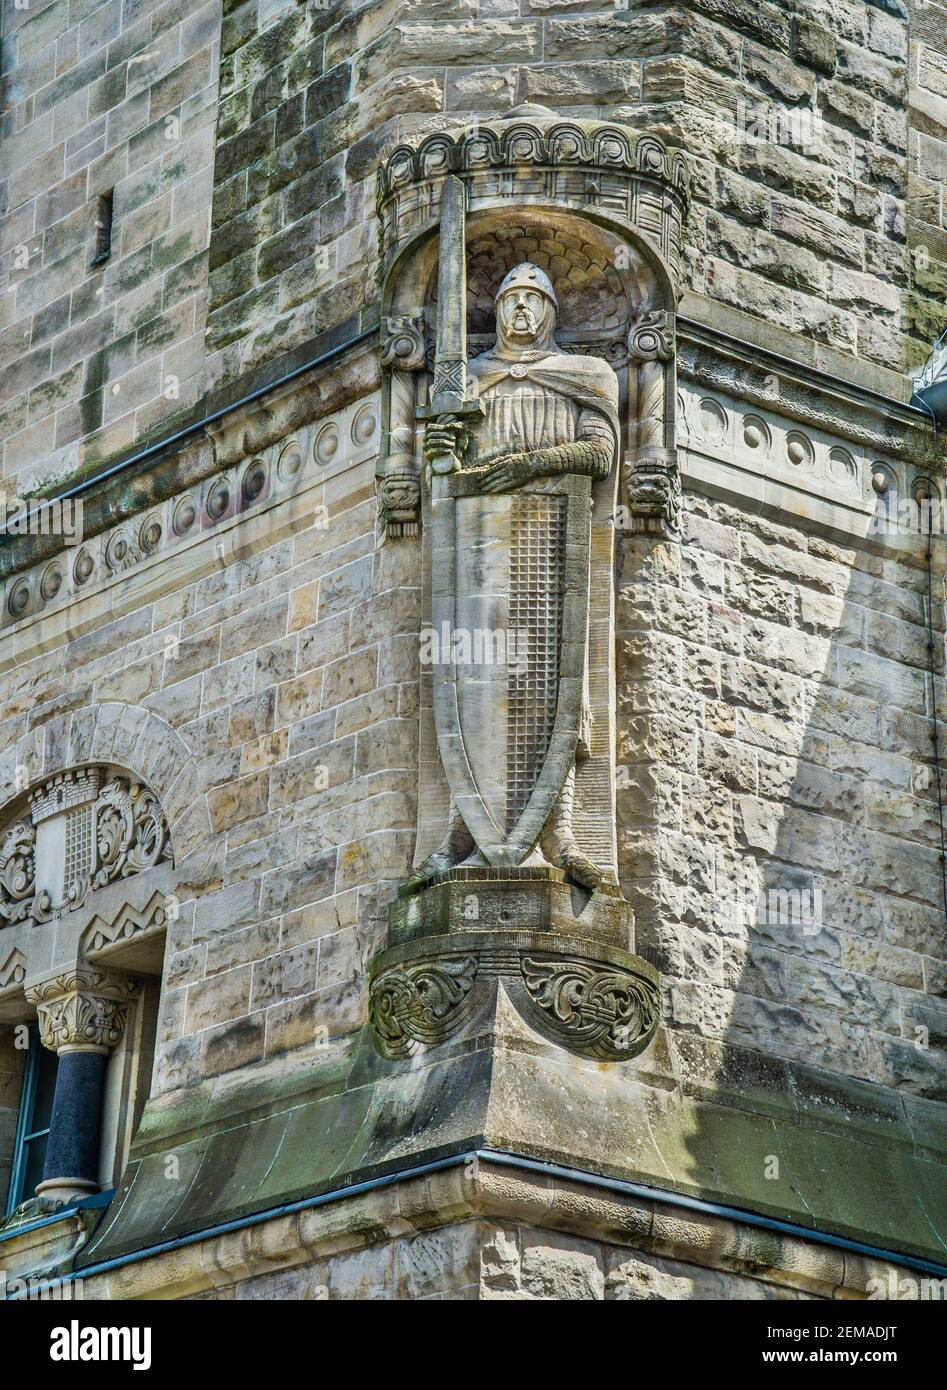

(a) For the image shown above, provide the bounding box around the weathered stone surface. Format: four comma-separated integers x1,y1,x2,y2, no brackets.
1,0,946,1308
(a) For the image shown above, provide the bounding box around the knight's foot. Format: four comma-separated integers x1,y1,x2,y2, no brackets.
404,847,466,890
553,843,603,891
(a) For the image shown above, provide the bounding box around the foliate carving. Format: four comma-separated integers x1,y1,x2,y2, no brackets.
0,822,36,924
520,956,660,1061
368,909,662,1065
369,956,478,1059
628,311,673,363
94,780,169,884
0,771,171,926
380,314,426,372
25,967,138,1053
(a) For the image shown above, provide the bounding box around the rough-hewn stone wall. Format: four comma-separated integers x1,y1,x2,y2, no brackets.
619,494,947,1097
208,0,947,398
1,0,221,495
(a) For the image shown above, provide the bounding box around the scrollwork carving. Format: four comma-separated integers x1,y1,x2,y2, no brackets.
369,955,479,1059
628,310,673,363
380,314,426,372
520,955,660,1061
0,771,171,926
0,822,36,924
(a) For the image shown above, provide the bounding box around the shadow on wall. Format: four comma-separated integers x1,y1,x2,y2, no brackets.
617,477,947,1251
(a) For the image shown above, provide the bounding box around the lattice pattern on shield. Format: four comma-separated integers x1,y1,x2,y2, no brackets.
506,494,565,831
64,804,96,895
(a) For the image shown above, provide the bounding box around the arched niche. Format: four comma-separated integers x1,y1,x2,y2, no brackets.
376,113,687,540
376,188,683,873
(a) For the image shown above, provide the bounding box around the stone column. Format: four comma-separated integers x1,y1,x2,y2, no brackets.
625,310,680,534
25,966,138,1204
377,311,426,539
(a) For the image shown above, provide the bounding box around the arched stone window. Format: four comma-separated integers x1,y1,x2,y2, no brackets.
0,766,173,1216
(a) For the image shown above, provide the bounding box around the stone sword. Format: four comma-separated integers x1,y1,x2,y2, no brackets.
417,174,484,472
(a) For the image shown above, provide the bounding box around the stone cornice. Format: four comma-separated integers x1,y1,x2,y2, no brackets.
0,351,381,635
48,1159,929,1301
677,317,944,470
0,331,379,588
378,112,689,288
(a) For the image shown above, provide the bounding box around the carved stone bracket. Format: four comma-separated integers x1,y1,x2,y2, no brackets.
369,953,480,1058
369,870,661,1063
380,313,426,372
25,965,138,1055
0,822,36,925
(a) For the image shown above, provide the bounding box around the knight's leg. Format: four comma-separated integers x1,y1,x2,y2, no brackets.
404,797,475,888
542,761,602,890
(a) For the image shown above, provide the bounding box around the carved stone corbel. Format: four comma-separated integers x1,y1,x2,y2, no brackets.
368,870,661,1064
378,312,426,539
380,314,426,372
626,310,681,535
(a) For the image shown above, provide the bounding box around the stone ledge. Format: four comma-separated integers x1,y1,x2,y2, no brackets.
43,1007,947,1281
24,1160,939,1301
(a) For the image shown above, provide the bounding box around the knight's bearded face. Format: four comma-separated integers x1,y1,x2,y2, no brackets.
496,288,555,348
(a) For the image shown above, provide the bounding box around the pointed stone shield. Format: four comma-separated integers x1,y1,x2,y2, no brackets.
429,469,591,866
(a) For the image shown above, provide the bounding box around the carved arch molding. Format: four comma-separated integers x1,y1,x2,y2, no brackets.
376,110,687,539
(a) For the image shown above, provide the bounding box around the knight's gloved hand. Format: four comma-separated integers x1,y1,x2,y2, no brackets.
423,421,468,463
480,452,534,493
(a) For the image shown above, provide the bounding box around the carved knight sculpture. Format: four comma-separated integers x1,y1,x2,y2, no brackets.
369,134,674,1063
411,259,619,890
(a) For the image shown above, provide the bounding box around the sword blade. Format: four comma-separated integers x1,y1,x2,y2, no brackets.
431,175,469,414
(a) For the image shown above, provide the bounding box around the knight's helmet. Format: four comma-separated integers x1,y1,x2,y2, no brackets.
495,262,558,310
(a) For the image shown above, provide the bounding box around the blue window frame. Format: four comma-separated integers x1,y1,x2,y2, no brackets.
6,1028,59,1214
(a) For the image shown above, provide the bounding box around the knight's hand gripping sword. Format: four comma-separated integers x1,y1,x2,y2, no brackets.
417,175,484,473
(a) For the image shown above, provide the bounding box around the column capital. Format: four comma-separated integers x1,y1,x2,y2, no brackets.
25,965,138,1055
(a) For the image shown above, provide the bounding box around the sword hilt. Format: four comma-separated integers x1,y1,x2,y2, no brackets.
417,399,485,475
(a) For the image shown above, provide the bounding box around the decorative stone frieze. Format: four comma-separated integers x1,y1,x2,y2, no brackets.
0,770,172,925
25,966,138,1055
377,115,689,286
676,381,937,533
1,394,381,630
80,889,170,956
369,868,660,1064
0,945,25,988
